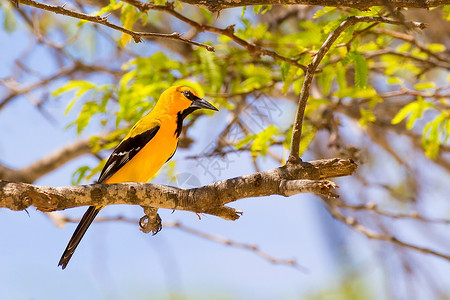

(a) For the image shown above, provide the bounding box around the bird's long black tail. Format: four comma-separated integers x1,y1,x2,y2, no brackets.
58,205,103,269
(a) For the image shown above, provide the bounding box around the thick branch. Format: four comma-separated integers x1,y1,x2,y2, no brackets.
0,158,357,220
180,0,450,11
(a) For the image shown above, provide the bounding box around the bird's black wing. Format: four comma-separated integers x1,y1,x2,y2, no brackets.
98,126,160,183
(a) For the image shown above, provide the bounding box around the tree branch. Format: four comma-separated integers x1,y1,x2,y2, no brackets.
0,158,357,220
121,0,307,71
287,16,426,163
0,135,102,183
16,0,214,51
179,0,450,12
48,212,307,270
325,199,450,262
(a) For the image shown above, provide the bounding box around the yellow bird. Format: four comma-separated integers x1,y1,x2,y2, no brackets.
58,86,218,269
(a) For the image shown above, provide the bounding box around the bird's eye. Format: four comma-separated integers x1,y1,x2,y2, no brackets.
183,90,192,98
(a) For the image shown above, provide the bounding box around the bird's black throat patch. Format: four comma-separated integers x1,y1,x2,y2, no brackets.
175,107,198,137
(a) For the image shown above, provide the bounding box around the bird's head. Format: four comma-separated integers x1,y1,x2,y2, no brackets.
159,85,218,117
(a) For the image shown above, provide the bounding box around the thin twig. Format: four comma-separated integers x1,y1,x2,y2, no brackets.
336,201,450,224
50,213,307,271
325,199,450,262
166,221,308,271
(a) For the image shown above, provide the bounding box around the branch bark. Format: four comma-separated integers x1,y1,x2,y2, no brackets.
180,0,450,12
0,158,357,220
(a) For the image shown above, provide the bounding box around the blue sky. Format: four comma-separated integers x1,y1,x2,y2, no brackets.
1,5,449,300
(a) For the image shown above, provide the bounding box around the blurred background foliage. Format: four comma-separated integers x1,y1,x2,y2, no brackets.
0,0,449,299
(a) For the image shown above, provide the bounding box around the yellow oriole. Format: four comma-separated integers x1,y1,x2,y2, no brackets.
58,85,218,269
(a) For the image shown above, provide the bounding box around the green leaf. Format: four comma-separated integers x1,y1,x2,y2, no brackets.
391,97,433,130
281,65,297,94
253,5,271,15
422,113,447,159
250,125,278,156
313,7,336,19
52,80,96,97
396,42,411,53
336,62,347,90
317,69,333,96
199,7,213,23
298,123,316,156
198,49,223,93
119,4,138,46
235,126,279,156
1,1,17,32
443,5,450,21
235,134,256,149
253,5,263,14
387,77,403,85
428,43,446,52
391,102,419,125
334,86,377,99
347,51,368,88
280,61,291,82
414,82,435,90
359,108,376,128
71,166,91,185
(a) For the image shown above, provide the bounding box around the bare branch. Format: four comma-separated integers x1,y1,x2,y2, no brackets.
287,16,426,163
325,200,450,262
0,158,357,220
336,201,450,224
0,134,105,183
179,0,450,12
17,0,214,51
48,213,307,270
166,221,308,271
0,63,121,110
121,0,307,71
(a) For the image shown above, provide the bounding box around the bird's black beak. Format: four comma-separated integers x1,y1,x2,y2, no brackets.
190,97,218,111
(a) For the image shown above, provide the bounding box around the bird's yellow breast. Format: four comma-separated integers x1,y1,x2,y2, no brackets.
104,115,178,184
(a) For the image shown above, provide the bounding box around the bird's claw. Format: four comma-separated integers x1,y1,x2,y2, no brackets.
139,207,162,235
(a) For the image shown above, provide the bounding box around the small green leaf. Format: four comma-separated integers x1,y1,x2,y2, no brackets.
396,42,411,53
387,77,402,85
392,97,433,130
422,114,447,159
235,134,256,149
280,62,291,82
2,2,17,32
359,108,376,128
251,125,278,156
313,7,336,19
199,7,213,23
336,62,347,90
414,82,435,90
71,166,91,185
391,102,418,125
318,70,333,96
298,123,316,156
347,51,368,88
428,43,445,53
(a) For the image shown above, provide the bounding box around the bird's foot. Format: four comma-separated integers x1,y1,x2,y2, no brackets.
139,206,162,235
